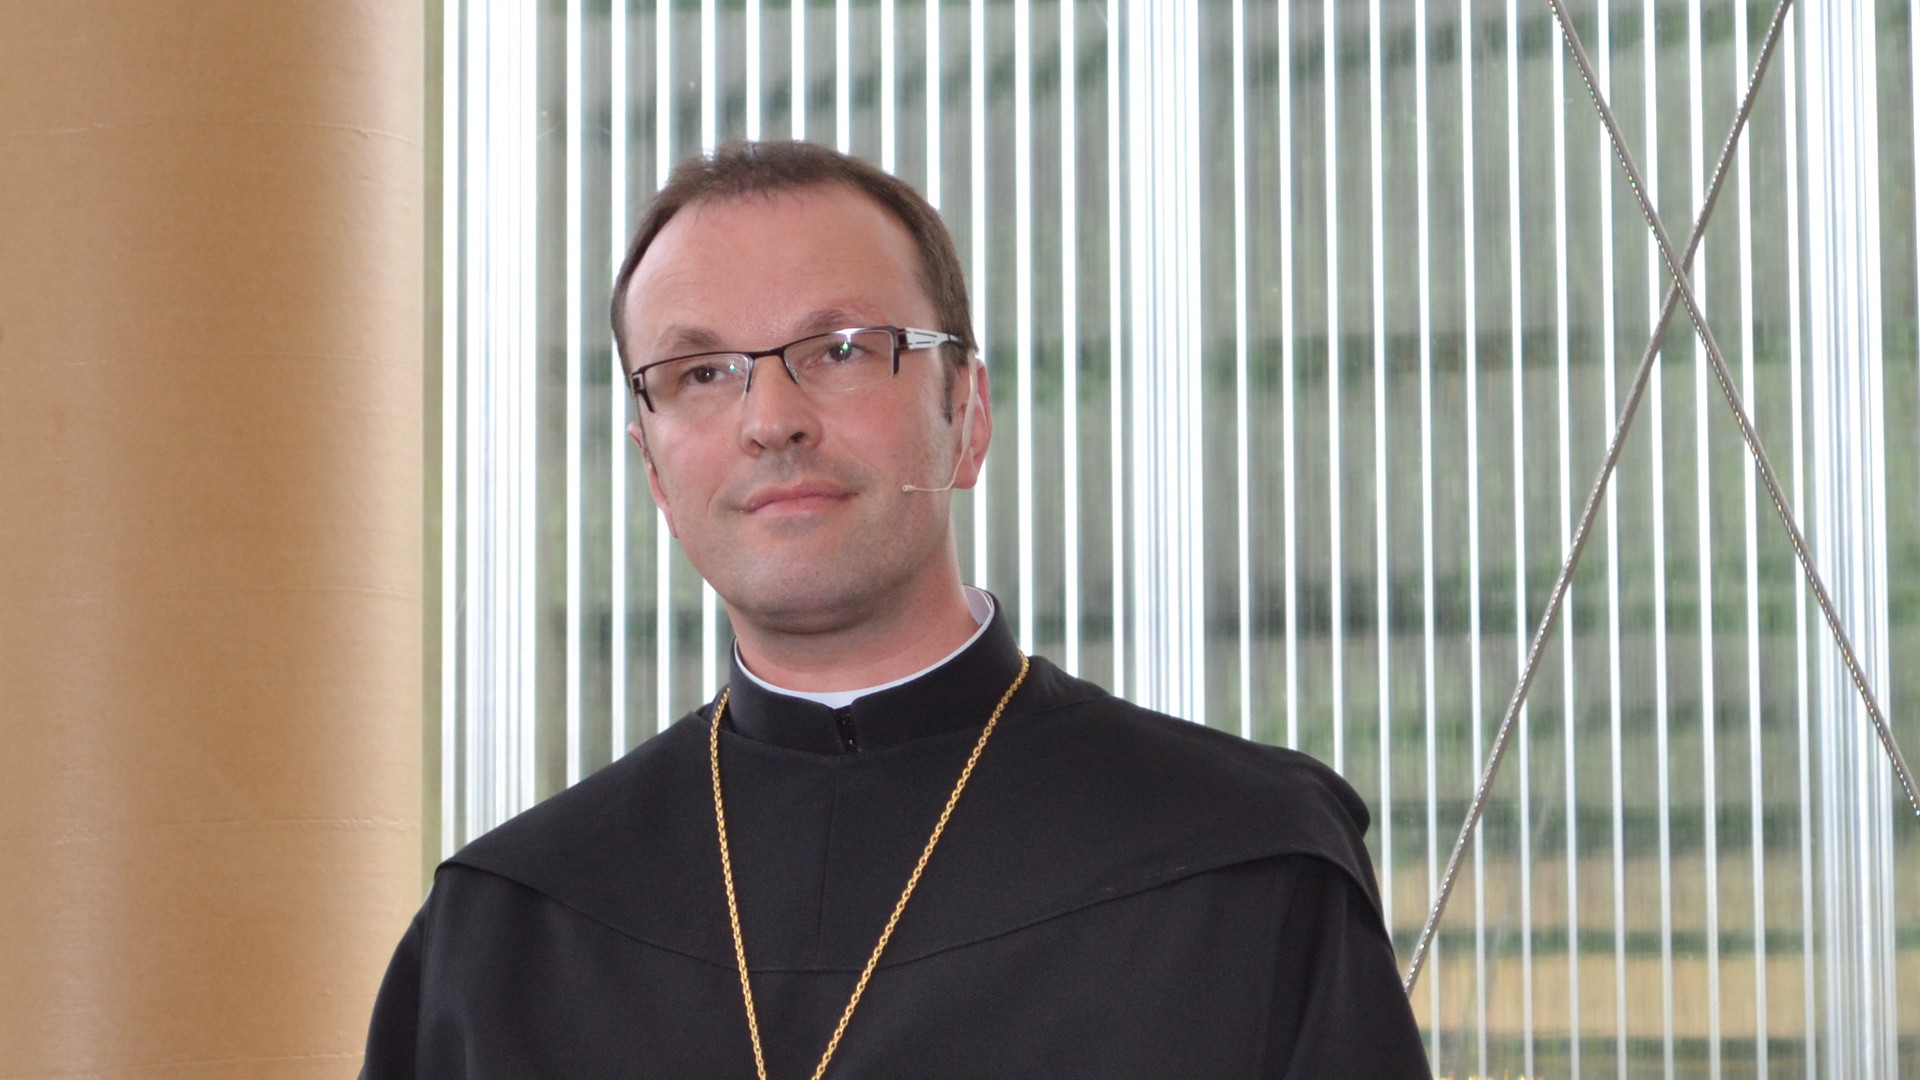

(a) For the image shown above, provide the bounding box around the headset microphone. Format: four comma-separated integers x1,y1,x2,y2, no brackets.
901,361,981,493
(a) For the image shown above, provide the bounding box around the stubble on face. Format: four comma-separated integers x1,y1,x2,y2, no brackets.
688,437,957,638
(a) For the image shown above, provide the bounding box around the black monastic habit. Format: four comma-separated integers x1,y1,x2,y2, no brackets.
360,604,1432,1078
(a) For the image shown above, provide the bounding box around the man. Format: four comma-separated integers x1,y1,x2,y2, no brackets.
360,140,1430,1078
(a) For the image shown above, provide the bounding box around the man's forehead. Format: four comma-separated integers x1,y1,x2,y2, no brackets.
656,184,902,251
621,185,931,355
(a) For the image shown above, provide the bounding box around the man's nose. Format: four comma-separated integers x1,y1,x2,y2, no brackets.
736,353,818,452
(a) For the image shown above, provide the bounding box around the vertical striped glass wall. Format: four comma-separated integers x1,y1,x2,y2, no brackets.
432,1,1920,1076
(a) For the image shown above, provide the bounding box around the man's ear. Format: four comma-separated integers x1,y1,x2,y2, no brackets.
630,420,679,538
951,358,993,491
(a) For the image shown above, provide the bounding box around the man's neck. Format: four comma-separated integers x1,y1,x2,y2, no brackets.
736,588,994,708
730,578,981,694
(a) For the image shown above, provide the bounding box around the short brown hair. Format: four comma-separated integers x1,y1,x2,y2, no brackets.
609,140,975,381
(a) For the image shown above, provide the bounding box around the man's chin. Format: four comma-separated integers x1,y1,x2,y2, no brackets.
714,569,891,637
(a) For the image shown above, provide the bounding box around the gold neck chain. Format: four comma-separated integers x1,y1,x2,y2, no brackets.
708,654,1031,1080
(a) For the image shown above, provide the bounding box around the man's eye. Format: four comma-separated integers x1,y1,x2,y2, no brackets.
684,363,724,385
822,340,861,363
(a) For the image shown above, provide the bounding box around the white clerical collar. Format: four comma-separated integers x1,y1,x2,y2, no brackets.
734,587,996,710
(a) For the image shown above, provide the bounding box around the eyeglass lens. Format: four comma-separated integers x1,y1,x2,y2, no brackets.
641,328,899,415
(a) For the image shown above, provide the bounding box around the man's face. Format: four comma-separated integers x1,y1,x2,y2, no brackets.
619,184,989,636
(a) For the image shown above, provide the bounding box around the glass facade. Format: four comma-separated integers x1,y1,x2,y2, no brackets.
432,2,1920,1075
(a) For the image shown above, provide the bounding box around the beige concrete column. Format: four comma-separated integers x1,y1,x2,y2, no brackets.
0,4,424,1077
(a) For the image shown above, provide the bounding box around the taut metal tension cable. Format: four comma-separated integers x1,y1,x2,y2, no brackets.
1402,0,1793,994
1405,0,1918,995
1548,4,1920,815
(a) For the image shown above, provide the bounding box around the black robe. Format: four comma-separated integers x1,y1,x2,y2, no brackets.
360,608,1431,1078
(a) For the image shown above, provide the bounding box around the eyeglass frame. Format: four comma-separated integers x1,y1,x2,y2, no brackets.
626,325,964,415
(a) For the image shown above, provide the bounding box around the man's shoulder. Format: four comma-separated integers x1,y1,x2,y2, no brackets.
1014,657,1371,833
440,710,711,892
981,657,1382,904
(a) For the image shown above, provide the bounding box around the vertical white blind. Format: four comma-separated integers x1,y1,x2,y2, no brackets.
435,2,1920,1075
1803,6,1899,1077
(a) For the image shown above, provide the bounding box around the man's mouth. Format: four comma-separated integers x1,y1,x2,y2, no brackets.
741,482,853,514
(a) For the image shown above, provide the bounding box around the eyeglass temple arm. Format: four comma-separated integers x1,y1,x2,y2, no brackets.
900,328,960,351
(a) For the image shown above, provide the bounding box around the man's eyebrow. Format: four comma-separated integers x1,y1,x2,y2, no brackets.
652,307,884,357
653,326,726,355
793,307,875,335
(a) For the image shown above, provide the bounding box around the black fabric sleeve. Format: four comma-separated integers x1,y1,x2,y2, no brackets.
358,909,426,1080
1262,857,1432,1079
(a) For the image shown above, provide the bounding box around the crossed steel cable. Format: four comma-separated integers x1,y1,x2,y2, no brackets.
1402,0,1920,994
